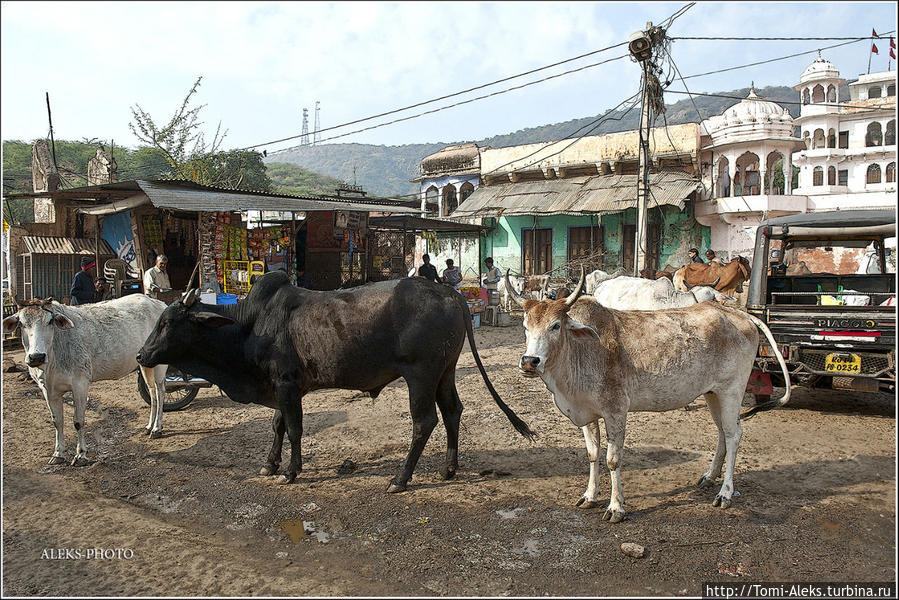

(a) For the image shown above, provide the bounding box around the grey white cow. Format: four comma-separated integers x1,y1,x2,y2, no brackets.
2,295,168,465
505,269,790,521
594,275,734,310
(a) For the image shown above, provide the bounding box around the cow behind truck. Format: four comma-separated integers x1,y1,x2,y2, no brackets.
746,209,896,403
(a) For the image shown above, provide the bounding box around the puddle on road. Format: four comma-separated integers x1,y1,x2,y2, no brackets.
280,519,330,544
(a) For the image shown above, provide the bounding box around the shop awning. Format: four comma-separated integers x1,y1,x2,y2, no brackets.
450,171,702,218
369,215,486,233
5,179,420,215
21,236,114,255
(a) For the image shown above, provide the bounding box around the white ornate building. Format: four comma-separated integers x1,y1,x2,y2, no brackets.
695,56,896,259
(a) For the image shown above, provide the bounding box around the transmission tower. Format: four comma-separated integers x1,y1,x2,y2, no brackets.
313,101,321,145
301,108,310,145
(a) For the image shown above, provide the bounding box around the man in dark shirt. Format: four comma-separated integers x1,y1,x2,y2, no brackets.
418,253,440,283
70,257,97,305
688,248,704,264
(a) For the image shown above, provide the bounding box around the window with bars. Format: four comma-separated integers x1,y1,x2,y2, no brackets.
521,228,553,275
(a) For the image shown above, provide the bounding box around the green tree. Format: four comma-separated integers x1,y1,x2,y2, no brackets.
129,76,272,191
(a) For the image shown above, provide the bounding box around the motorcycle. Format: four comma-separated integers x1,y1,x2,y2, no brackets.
137,365,212,411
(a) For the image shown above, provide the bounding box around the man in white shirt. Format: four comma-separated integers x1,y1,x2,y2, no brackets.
480,256,502,290
144,254,172,299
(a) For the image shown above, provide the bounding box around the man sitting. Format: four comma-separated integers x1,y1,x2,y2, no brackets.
442,259,463,290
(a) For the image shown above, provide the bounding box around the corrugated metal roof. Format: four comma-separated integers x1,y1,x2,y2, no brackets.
450,171,702,218
22,236,115,256
4,179,420,214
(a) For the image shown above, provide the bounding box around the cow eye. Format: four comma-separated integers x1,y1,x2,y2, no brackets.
551,322,561,331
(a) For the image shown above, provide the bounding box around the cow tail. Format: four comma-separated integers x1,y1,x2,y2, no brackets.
459,297,536,440
721,307,792,420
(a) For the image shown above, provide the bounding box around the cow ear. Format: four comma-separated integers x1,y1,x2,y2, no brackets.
566,317,599,339
189,311,235,328
52,314,75,329
2,315,20,333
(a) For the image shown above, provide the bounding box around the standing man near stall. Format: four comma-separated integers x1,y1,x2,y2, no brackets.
70,257,98,305
143,254,172,300
481,256,502,290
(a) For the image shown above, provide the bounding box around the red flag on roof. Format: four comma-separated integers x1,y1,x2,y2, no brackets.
872,28,879,37
872,42,879,54
891,37,896,48
890,48,896,60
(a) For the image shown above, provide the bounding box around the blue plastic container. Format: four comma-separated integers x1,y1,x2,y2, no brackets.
216,293,238,305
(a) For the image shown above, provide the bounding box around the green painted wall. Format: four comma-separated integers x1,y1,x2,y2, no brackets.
435,205,710,280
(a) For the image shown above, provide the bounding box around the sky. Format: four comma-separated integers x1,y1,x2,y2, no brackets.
1,1,896,155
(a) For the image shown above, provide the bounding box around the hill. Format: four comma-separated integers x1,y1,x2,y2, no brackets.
264,84,819,198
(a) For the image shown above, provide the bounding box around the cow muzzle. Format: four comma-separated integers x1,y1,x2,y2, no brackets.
26,353,46,367
519,355,542,377
135,351,156,368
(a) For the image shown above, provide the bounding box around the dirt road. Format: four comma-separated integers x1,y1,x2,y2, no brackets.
2,319,895,596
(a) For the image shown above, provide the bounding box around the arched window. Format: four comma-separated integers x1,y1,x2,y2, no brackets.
866,122,883,147
827,85,836,103
802,88,810,105
868,86,882,99
812,85,825,103
803,131,811,150
442,186,458,216
813,166,824,186
866,164,881,184
887,162,896,183
886,120,896,146
888,84,896,97
827,128,836,148
828,166,836,185
813,128,826,149
459,181,475,203
424,185,439,214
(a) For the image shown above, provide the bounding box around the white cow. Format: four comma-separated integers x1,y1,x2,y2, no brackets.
594,275,734,310
585,269,617,295
496,274,526,311
2,295,169,465
506,269,790,521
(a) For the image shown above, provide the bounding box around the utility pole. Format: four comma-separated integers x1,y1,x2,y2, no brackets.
301,108,310,145
628,22,664,275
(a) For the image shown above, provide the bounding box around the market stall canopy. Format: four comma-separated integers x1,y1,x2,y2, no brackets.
4,179,420,216
369,215,486,233
21,236,114,255
450,171,702,218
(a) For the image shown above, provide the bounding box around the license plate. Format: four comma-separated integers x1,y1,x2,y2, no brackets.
825,353,861,374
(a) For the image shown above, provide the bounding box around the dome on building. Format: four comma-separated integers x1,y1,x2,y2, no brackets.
420,143,480,177
799,55,841,84
719,84,792,125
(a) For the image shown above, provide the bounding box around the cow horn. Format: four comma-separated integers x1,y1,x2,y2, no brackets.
503,269,526,308
564,266,586,306
711,277,721,289
182,288,198,307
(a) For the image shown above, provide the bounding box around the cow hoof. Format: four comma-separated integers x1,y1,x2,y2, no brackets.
575,497,600,509
149,430,162,439
386,481,407,494
439,467,456,480
279,473,296,485
713,495,732,509
602,508,626,523
70,456,91,467
697,475,714,488
47,456,67,466
259,464,279,476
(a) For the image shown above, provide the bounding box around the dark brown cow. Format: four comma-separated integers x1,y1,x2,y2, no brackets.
673,256,751,296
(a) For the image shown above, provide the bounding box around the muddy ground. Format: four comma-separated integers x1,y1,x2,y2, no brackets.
2,318,896,597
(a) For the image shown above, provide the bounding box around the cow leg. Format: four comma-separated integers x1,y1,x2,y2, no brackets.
45,391,66,465
140,366,157,433
698,392,726,488
277,385,304,484
435,370,462,480
150,365,166,438
712,391,743,509
260,410,285,476
388,377,438,493
71,380,91,466
576,420,603,509
601,413,627,523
